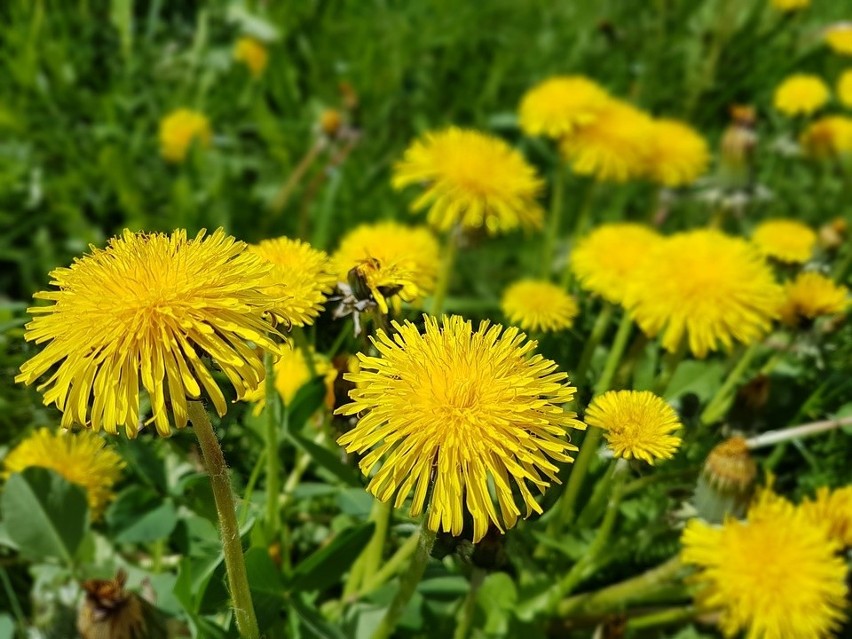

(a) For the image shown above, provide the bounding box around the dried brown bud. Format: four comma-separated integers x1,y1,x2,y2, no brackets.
78,570,148,639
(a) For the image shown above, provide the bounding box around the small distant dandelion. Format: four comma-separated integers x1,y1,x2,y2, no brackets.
570,223,663,304
778,271,848,326
392,127,544,235
624,229,782,358
518,75,610,138
560,99,653,182
584,390,682,464
645,118,710,187
752,219,817,264
244,341,336,411
773,74,830,117
234,36,269,78
799,115,852,158
4,428,124,518
158,109,212,163
336,315,583,542
825,23,852,56
799,486,852,547
251,237,336,327
501,279,579,333
681,492,848,639
16,229,287,437
837,69,852,107
771,0,810,11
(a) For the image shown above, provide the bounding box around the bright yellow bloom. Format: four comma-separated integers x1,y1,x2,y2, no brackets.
560,99,653,182
251,237,336,327
518,75,610,138
4,428,124,518
244,341,336,410
392,128,544,234
644,118,710,187
778,271,849,326
624,230,782,358
773,74,830,116
570,223,663,304
752,219,817,264
158,109,212,163
771,0,810,10
825,23,852,56
336,315,583,542
333,222,440,313
837,69,852,107
584,390,682,464
799,115,852,158
16,229,287,437
501,279,579,333
681,492,848,639
800,486,852,547
234,36,269,78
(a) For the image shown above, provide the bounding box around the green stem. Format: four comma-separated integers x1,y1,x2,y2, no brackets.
700,342,760,425
239,449,267,526
360,499,392,587
358,529,421,597
370,521,437,639
291,327,317,378
654,338,688,396
188,402,260,639
541,160,566,277
453,567,486,639
595,312,633,396
572,302,613,390
0,566,26,630
627,605,698,630
264,352,282,539
431,228,460,316
560,182,597,288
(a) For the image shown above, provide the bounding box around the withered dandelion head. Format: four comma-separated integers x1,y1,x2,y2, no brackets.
681,492,848,639
392,127,544,235
825,23,852,56
584,390,682,464
624,229,782,358
158,108,211,163
752,218,817,264
16,229,286,437
501,279,579,333
773,74,830,116
4,428,124,518
778,271,849,326
645,118,710,187
518,75,610,138
336,315,584,542
799,486,852,547
251,237,336,327
570,223,663,304
799,115,852,158
233,36,269,78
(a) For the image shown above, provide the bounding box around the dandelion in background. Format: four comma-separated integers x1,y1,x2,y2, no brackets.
770,0,810,11
623,229,782,358
392,127,544,235
825,23,852,56
799,486,852,548
244,341,336,411
799,115,852,158
158,108,212,163
837,69,852,107
778,271,849,326
16,229,288,436
751,218,817,264
773,74,830,116
584,390,682,464
234,36,269,78
518,75,610,138
336,315,583,542
4,428,123,518
501,279,579,333
644,118,710,187
681,490,848,639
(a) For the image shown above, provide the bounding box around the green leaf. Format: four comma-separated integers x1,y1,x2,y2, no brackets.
287,378,327,432
477,572,517,636
0,615,13,639
244,547,286,629
290,594,348,639
1,468,88,563
290,522,375,592
288,430,361,488
664,360,725,402
106,486,178,544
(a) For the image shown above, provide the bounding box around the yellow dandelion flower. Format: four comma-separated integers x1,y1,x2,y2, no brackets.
800,115,852,158
16,229,287,437
501,279,579,333
778,271,849,326
771,0,810,11
333,222,440,313
518,75,610,138
560,99,653,182
233,36,269,78
624,229,782,358
681,493,848,639
752,218,817,264
570,223,663,304
837,69,852,107
800,486,852,547
244,341,336,410
773,74,830,116
250,237,335,327
645,118,710,187
584,390,682,464
392,127,544,235
158,108,212,163
336,315,583,542
4,428,124,518
825,23,852,56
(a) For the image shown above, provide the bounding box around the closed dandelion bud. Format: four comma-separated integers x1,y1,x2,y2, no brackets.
819,217,848,250
78,571,166,639
694,436,756,522
719,105,757,187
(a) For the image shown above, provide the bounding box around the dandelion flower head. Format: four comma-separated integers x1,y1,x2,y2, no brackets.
518,75,610,138
681,491,848,639
825,23,852,56
336,315,584,542
645,118,710,187
752,218,817,264
4,428,124,518
159,108,212,163
837,69,852,107
779,271,848,326
16,229,287,437
244,341,336,411
234,36,269,78
799,486,852,547
773,74,830,116
501,279,579,333
799,115,852,158
624,229,782,358
392,127,544,235
771,0,810,11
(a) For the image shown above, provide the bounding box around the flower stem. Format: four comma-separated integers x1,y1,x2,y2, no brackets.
627,605,698,630
453,567,486,639
431,228,460,316
746,415,852,449
572,302,613,390
653,338,687,396
560,181,597,288
595,312,633,396
541,160,566,277
358,498,392,588
370,520,437,639
264,352,282,539
700,342,760,426
188,402,259,639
